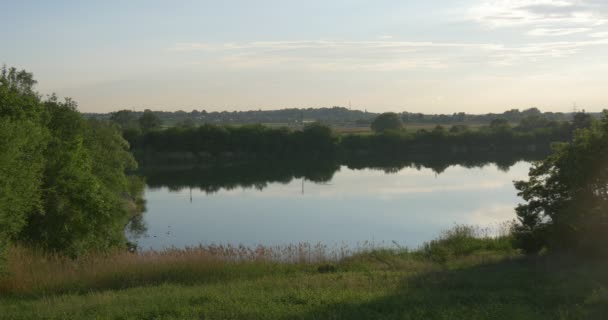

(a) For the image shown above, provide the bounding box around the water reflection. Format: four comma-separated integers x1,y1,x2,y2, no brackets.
131,152,546,250
140,151,546,194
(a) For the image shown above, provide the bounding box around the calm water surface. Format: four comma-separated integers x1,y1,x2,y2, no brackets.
133,162,531,250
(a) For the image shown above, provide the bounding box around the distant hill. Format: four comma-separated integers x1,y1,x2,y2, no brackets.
84,106,599,127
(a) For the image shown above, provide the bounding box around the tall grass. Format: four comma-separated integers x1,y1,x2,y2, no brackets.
418,223,517,264
0,224,518,297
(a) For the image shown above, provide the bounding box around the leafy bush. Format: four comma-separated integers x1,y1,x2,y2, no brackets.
0,66,142,259
514,112,608,255
371,112,403,133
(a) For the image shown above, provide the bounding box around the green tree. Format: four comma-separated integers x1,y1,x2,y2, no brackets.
299,122,337,154
110,109,139,129
0,66,48,269
514,111,608,255
449,124,469,134
139,109,162,132
371,112,403,133
572,111,593,131
176,118,196,129
19,98,133,255
0,66,142,259
489,118,510,130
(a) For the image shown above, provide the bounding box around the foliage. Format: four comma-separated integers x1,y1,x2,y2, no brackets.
0,66,49,267
2,227,607,319
0,120,47,253
86,106,593,128
0,225,517,297
126,113,576,166
572,111,593,131
109,109,138,129
0,67,141,259
370,112,403,133
418,225,515,264
19,100,139,256
514,112,608,255
138,109,162,132
130,122,337,160
489,118,510,130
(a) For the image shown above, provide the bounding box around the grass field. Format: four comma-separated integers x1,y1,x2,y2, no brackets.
1,226,607,319
333,123,490,136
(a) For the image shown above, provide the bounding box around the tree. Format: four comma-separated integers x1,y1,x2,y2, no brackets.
298,122,337,155
18,98,140,256
176,118,196,129
449,124,469,134
572,111,593,131
0,66,48,269
371,112,403,133
110,109,138,129
489,118,510,130
517,115,551,132
0,66,143,259
514,111,608,255
139,109,162,132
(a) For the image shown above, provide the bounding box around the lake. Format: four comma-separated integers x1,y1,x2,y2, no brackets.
130,160,533,250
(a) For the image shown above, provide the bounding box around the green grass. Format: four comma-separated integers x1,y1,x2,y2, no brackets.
334,123,489,136
1,226,607,319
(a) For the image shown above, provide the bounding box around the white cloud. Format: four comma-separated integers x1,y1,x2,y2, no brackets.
590,31,608,37
170,36,608,71
469,0,608,44
171,40,496,71
527,27,591,35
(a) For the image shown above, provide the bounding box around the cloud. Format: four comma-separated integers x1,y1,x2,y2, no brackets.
469,0,608,36
170,36,608,71
590,31,608,37
170,40,495,71
527,27,591,36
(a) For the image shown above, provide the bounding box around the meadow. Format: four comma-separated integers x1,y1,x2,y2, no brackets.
1,226,607,320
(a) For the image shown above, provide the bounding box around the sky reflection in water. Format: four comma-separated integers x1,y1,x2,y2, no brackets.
134,162,530,250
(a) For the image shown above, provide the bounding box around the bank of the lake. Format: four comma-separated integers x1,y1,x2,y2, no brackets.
1,227,607,320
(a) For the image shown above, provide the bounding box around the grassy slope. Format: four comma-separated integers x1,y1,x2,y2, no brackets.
1,230,607,319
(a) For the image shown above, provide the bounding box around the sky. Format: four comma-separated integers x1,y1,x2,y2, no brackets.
2,0,608,113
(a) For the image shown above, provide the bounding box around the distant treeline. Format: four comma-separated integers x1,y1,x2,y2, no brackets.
122,112,592,165
399,108,576,125
141,151,548,194
85,106,596,127
87,107,374,126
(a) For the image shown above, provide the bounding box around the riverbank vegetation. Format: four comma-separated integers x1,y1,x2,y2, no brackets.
0,67,143,267
121,111,589,166
514,111,608,256
1,225,607,319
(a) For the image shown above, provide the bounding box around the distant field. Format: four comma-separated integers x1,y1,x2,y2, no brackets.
333,122,490,135
333,126,373,135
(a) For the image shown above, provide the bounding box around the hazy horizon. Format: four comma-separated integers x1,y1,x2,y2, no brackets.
81,105,590,116
3,0,608,113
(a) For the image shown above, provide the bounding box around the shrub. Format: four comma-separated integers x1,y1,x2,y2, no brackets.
418,225,514,264
514,112,608,255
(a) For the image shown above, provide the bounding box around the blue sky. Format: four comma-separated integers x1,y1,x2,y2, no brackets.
2,0,608,113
